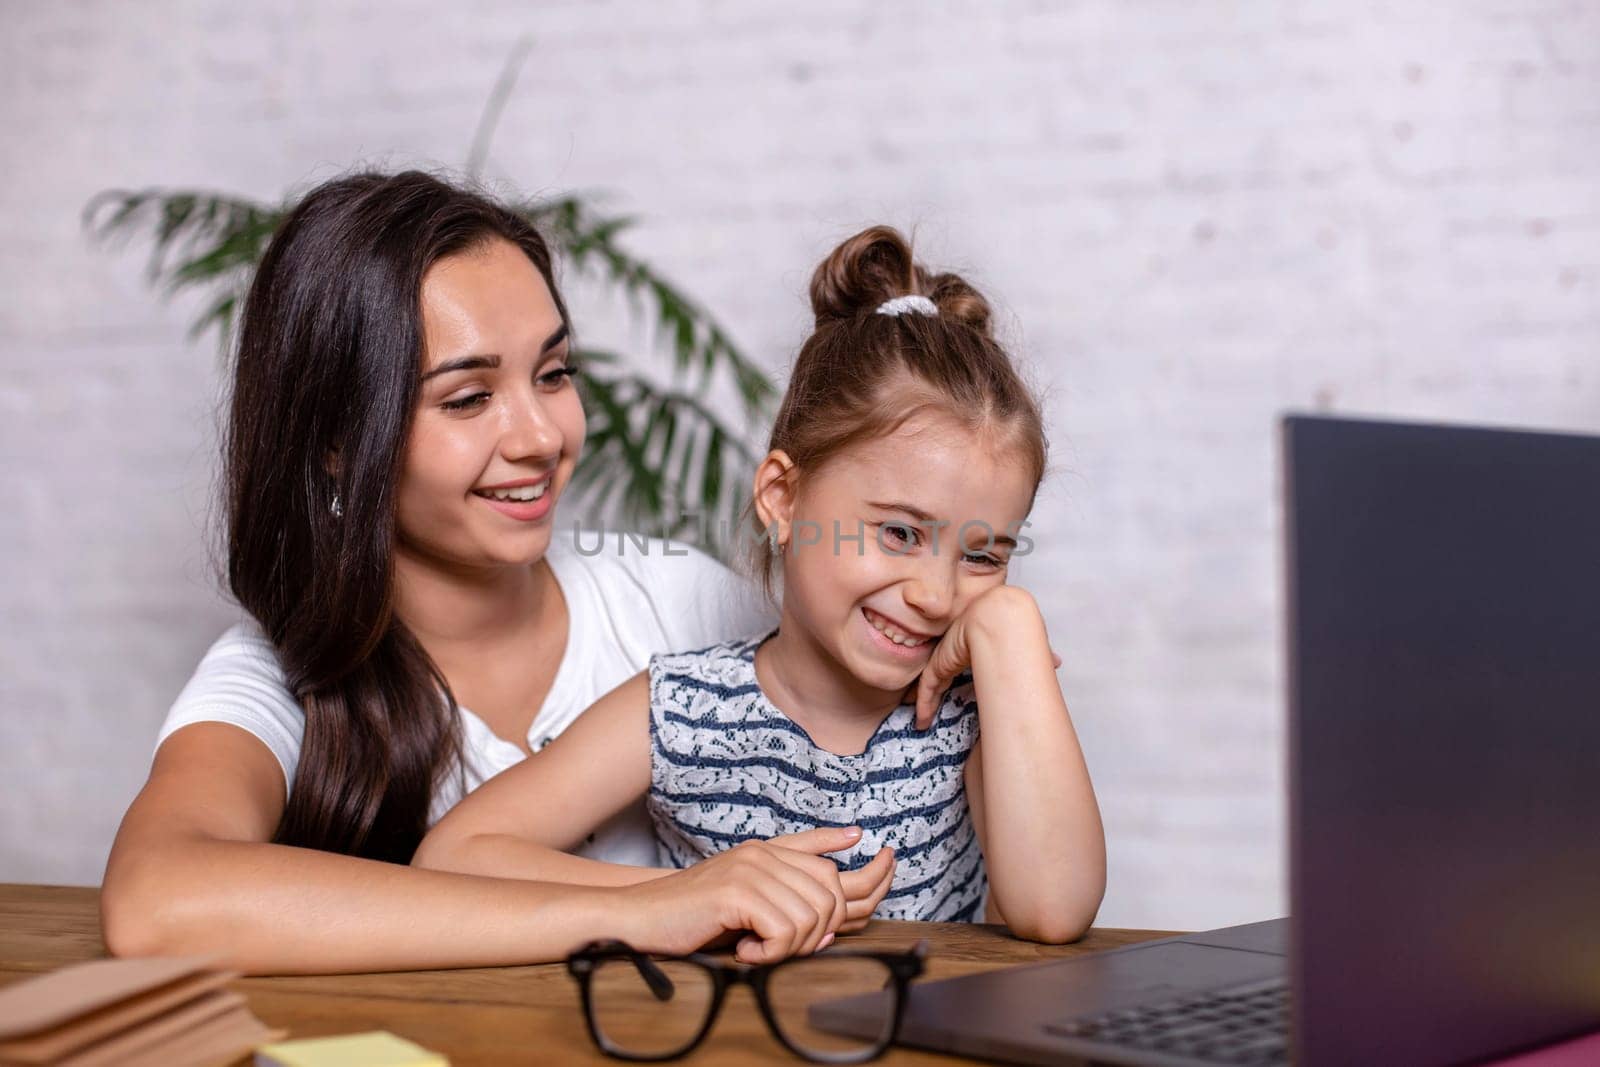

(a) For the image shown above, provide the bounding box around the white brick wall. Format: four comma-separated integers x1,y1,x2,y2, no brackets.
3,1,1597,931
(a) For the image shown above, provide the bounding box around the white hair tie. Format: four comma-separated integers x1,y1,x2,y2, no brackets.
875,294,939,318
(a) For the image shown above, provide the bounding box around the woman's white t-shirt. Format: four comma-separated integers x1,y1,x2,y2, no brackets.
155,533,775,867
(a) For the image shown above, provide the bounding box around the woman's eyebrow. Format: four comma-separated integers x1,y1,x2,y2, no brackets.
420,324,570,382
541,322,569,353
421,354,499,381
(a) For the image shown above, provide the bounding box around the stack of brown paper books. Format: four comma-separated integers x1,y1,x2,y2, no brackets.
0,956,282,1066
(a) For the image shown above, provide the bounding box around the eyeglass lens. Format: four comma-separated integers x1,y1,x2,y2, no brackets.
767,955,897,1059
589,957,717,1058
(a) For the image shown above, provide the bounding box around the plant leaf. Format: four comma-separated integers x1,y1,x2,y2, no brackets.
517,196,775,425
84,188,283,351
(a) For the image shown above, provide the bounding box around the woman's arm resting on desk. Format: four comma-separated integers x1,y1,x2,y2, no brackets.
101,722,635,974
101,719,887,972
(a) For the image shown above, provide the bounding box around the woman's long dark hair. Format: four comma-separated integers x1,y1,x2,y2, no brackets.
226,170,570,862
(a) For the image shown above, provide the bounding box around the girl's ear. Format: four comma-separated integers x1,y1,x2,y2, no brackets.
752,450,799,546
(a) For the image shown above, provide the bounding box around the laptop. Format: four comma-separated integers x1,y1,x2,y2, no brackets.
814,415,1600,1066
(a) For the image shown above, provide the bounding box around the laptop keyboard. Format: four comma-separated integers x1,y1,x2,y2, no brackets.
1045,977,1290,1065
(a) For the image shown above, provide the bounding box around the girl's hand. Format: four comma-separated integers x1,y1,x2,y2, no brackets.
617,828,888,964
767,828,896,933
912,586,1058,729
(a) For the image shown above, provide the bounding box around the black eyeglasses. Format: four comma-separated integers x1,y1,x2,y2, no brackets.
565,939,928,1063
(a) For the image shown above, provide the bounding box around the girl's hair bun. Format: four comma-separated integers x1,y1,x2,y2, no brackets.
808,225,914,325
808,225,994,338
920,268,992,338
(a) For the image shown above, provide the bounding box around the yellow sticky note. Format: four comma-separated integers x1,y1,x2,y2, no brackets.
254,1030,449,1067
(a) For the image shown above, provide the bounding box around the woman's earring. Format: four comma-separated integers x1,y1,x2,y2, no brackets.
330,492,343,518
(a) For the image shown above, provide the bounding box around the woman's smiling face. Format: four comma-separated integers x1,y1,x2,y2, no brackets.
396,236,584,573
767,411,1038,697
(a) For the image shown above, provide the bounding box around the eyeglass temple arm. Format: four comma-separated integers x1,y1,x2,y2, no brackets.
627,951,677,1002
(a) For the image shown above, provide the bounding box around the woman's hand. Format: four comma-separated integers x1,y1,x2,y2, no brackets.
616,828,893,964
912,586,1058,729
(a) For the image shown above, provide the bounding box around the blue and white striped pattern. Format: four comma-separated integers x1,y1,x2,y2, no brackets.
646,631,986,922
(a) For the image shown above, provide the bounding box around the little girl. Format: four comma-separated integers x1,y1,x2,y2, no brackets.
415,226,1105,946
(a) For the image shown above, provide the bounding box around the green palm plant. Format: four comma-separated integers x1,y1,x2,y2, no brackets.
84,44,774,559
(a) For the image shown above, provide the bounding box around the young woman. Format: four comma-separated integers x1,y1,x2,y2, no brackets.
100,171,894,974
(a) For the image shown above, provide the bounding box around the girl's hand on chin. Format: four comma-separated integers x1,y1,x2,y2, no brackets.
911,586,1061,730
618,827,894,963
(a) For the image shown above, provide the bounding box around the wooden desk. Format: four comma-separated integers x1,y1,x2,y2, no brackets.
0,884,1178,1065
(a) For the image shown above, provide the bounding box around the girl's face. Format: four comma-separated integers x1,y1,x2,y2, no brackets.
764,412,1038,697
396,237,584,573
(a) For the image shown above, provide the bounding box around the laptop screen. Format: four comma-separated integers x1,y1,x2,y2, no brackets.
1285,416,1600,1066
